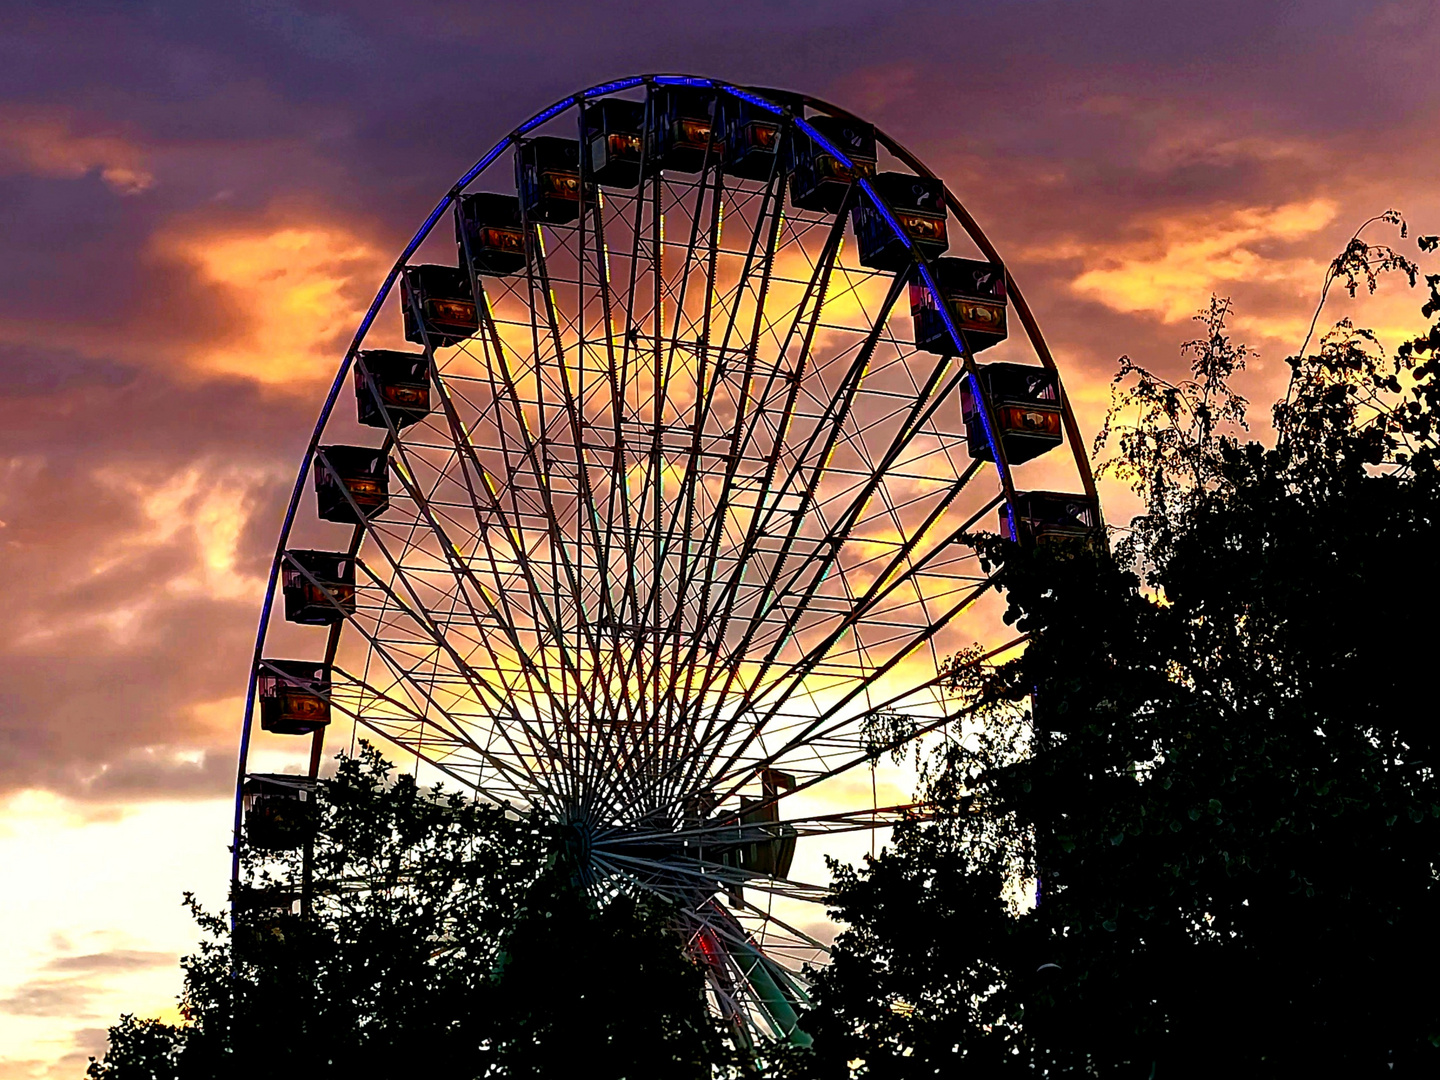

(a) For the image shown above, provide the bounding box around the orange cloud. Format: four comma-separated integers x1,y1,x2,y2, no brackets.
1051,198,1339,324
0,110,153,194
152,219,383,387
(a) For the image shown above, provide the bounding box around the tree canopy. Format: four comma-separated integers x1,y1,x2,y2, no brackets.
88,745,726,1079
795,222,1440,1076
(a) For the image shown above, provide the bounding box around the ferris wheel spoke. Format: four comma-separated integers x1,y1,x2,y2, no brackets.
601,848,831,905
712,352,978,733
650,167,726,648
587,203,653,670
606,167,787,731
328,665,541,806
597,803,927,859
665,183,789,666
464,281,568,655
407,284,573,705
708,269,908,658
658,183,853,744
448,297,606,717
677,269,909,796
347,553,572,802
330,445,584,804
726,893,832,958
417,383,549,691
530,234,614,681
697,902,814,1041
517,245,598,680
748,463,987,683
733,488,1004,746
323,660,546,805
709,578,996,803
382,453,583,720
603,171,654,671
713,634,1027,807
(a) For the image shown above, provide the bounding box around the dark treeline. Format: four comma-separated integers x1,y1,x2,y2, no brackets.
798,220,1440,1077
93,219,1440,1077
90,746,729,1078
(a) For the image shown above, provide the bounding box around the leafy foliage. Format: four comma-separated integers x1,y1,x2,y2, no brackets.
89,745,726,1078
795,222,1440,1076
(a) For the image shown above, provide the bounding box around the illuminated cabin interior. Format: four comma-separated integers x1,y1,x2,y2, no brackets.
402,263,477,348
789,114,876,213
961,363,1064,466
853,171,949,271
456,192,528,277
648,85,724,173
911,256,1008,356
242,773,316,851
517,136,583,223
281,549,356,626
355,349,430,431
584,98,645,188
314,444,388,524
1001,490,1101,546
256,659,331,736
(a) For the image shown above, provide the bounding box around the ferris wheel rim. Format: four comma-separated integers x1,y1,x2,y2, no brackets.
229,73,1101,1042
232,70,1093,819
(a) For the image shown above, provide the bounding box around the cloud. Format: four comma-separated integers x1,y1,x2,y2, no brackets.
0,110,153,195
0,931,174,1023
0,423,292,799
149,217,384,387
0,1028,113,1080
42,951,175,975
0,952,170,1019
0,982,99,1019
0,5,1435,1077
1054,198,1338,324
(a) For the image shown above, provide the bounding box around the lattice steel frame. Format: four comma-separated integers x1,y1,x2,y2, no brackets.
230,74,1099,1045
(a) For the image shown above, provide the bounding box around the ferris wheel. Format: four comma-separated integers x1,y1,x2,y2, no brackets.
231,74,1100,1046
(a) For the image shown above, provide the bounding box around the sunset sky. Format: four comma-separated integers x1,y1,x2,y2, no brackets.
4,1,1440,1073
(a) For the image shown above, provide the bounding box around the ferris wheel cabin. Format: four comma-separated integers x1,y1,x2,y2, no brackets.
517,136,583,223
281,549,357,626
649,85,724,172
242,773,316,851
960,363,1064,466
256,658,331,736
402,264,478,349
725,93,802,181
314,445,388,524
1002,490,1102,546
456,192,529,276
788,115,877,213
231,883,302,951
355,349,430,430
853,171,949,271
584,98,646,188
718,768,798,886
910,256,1008,356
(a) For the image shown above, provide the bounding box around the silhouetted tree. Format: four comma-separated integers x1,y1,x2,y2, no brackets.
796,219,1440,1077
89,744,727,1078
